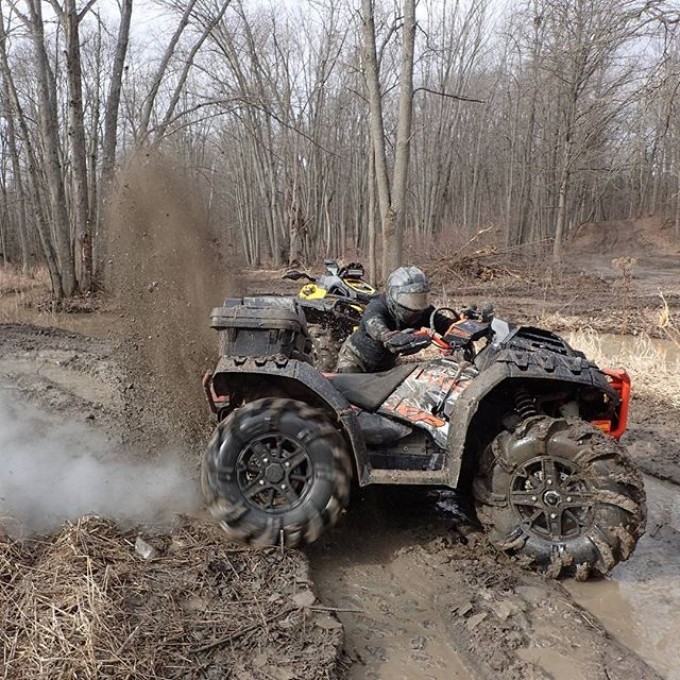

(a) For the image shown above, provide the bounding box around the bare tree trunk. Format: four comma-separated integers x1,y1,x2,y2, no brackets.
386,0,416,274
0,42,29,273
0,170,7,266
0,3,61,291
154,0,231,140
59,0,92,291
101,0,133,185
286,180,305,267
27,0,75,297
368,145,377,284
138,0,198,140
97,0,132,287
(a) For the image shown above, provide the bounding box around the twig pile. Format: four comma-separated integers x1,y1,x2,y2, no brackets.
427,230,546,289
0,517,341,680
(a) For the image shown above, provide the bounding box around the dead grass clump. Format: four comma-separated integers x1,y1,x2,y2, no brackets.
567,328,680,409
0,265,50,297
1,516,341,679
658,291,680,346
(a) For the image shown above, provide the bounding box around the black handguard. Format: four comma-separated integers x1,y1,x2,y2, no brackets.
384,331,430,356
399,334,431,356
443,319,491,349
461,302,494,323
442,332,470,350
460,304,479,320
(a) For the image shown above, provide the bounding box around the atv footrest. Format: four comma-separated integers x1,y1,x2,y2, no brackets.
366,469,449,486
368,451,445,472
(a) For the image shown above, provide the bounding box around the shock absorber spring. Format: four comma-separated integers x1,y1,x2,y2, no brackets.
515,388,538,419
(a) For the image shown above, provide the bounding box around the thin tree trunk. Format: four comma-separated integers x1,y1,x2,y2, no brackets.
62,0,91,291
553,133,573,263
368,145,377,284
138,0,199,140
0,38,29,273
101,0,132,185
0,6,61,292
361,0,391,233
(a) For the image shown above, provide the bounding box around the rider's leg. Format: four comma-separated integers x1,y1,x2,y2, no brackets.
336,338,366,373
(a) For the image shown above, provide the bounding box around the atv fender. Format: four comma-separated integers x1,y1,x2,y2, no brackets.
447,349,620,487
209,356,371,484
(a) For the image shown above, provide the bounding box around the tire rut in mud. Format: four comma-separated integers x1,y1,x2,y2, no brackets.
307,486,661,680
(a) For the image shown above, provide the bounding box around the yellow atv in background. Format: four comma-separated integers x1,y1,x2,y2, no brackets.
283,259,378,371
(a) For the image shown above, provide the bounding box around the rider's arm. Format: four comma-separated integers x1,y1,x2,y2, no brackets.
364,303,396,343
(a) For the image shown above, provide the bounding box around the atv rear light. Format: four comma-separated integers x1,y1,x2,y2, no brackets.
602,368,631,440
202,371,228,414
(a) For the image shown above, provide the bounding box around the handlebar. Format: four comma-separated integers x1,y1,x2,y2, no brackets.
412,327,451,351
414,304,494,357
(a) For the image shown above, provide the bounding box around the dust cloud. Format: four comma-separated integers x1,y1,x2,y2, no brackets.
0,389,201,535
105,152,236,448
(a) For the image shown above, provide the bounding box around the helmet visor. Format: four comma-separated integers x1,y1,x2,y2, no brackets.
394,290,429,311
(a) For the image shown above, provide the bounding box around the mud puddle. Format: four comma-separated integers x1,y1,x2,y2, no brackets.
597,333,680,365
566,475,680,679
0,294,119,338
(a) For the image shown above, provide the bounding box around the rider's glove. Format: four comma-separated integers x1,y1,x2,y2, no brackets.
384,332,414,353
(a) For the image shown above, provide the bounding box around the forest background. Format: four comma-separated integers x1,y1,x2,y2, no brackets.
0,0,679,299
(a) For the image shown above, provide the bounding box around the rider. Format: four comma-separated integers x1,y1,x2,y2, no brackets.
336,266,457,373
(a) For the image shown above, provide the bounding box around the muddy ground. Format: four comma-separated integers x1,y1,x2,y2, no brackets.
0,320,670,680
2,219,680,679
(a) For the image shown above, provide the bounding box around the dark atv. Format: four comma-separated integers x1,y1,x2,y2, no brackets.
202,297,645,579
283,259,378,371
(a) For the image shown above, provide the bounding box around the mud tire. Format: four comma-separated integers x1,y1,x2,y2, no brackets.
472,416,646,579
202,398,353,547
308,324,341,372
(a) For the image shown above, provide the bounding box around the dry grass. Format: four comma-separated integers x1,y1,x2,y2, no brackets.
0,516,341,680
0,265,52,324
0,265,50,297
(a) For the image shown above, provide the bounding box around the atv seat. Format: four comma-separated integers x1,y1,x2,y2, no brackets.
327,364,415,411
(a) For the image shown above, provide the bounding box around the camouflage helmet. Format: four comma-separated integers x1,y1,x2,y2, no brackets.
386,266,430,325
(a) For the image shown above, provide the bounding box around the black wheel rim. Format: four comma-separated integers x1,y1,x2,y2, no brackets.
236,434,313,513
509,456,596,541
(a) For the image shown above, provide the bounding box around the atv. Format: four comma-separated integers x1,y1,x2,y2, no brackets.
283,259,377,371
202,296,646,579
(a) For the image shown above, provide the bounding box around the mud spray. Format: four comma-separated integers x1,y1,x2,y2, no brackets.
0,153,237,535
106,151,236,448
